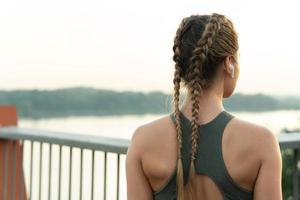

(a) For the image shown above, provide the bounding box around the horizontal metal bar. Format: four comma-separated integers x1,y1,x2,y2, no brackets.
277,133,300,149
0,127,130,154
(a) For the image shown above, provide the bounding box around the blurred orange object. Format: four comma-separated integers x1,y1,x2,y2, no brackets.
0,106,27,200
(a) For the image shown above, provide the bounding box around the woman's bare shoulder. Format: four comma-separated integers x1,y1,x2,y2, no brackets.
227,116,279,157
230,116,277,140
129,114,176,155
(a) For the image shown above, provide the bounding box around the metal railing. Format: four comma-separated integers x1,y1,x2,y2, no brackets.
0,127,300,200
278,133,300,199
0,127,129,200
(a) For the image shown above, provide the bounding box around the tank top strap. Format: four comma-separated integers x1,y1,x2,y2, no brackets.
169,110,235,185
194,110,235,173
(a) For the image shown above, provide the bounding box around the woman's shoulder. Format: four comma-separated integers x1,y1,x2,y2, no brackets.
129,114,176,155
229,116,277,142
226,115,279,159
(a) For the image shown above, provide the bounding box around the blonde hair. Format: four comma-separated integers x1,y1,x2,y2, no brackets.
172,13,239,200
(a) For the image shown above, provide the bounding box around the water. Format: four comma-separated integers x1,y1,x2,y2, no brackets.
18,110,300,199
20,110,300,138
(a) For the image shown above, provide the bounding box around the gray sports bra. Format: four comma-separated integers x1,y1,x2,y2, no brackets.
153,110,253,200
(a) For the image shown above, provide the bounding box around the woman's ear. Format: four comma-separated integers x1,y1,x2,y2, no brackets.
223,56,232,76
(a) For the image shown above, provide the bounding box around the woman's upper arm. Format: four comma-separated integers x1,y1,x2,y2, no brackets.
253,128,283,200
126,126,153,200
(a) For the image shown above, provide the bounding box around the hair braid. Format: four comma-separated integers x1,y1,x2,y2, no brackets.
187,13,223,186
172,16,194,200
172,12,237,199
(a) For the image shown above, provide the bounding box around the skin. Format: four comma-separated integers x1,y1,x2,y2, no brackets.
126,55,282,200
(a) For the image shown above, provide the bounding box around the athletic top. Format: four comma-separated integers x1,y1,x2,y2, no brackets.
153,110,254,200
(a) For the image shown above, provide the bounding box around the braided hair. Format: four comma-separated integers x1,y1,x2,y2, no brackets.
172,13,239,200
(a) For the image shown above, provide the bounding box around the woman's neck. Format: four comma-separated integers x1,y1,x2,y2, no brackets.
180,89,225,122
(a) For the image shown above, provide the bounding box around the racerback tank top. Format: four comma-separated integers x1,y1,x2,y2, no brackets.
153,109,254,200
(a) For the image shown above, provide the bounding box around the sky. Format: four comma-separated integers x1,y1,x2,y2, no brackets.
0,0,299,96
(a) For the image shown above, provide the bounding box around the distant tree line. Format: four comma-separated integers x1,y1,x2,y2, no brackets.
0,87,299,118
224,93,300,111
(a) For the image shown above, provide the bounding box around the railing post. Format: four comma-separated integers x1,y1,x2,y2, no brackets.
0,105,27,200
293,149,299,200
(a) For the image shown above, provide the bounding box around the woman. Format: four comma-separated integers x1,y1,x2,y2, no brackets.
126,13,282,200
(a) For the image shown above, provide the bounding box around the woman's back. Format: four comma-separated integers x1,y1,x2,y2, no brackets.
126,108,282,199
126,13,282,200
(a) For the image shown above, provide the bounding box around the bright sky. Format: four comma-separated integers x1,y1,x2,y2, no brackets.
0,0,299,96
